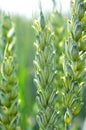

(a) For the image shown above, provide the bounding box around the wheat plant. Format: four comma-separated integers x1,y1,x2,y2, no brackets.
0,15,20,130
63,0,86,130
33,6,59,129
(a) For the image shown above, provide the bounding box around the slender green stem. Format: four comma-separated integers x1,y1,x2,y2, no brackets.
65,124,71,130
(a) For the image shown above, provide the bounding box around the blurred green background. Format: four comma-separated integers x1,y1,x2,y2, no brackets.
14,15,38,130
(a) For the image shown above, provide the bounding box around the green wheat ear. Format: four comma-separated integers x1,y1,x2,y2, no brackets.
33,8,59,130
63,0,86,129
48,1,68,129
0,15,20,130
